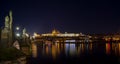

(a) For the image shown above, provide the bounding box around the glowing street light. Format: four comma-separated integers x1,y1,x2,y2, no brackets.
16,33,20,37
16,27,20,30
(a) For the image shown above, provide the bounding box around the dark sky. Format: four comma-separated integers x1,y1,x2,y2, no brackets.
0,0,120,34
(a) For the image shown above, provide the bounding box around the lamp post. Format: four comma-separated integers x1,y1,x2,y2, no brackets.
16,27,20,30
16,33,20,37
15,26,21,40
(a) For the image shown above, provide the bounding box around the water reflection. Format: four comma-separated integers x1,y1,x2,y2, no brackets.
32,43,37,58
111,43,120,56
105,42,120,56
29,42,120,64
106,43,111,55
65,43,88,56
31,42,94,59
32,42,120,58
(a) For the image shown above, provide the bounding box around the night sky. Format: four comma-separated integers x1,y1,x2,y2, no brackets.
0,0,120,35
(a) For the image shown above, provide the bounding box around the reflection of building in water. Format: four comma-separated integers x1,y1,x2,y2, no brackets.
112,43,119,55
73,43,83,55
64,43,93,56
69,44,76,56
119,43,120,55
52,44,57,59
44,42,60,58
32,41,93,59
65,43,70,56
45,44,52,55
106,43,111,55
60,43,64,51
111,43,120,56
51,44,59,59
32,43,37,58
89,43,92,51
56,43,60,54
45,46,49,55
76,44,80,55
76,43,92,55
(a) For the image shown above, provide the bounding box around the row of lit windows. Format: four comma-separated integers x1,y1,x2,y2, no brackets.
41,33,85,37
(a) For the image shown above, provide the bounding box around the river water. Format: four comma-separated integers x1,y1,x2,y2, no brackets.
27,42,120,64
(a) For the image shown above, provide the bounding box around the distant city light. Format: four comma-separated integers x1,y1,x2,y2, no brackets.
16,27,20,30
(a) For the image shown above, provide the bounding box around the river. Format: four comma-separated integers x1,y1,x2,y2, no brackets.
27,41,120,64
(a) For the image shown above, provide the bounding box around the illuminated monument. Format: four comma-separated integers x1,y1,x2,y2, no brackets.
0,11,13,47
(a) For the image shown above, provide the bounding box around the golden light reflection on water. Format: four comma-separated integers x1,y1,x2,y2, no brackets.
106,42,120,56
119,43,120,56
89,43,92,51
65,43,76,56
106,43,111,55
52,44,57,59
81,43,84,53
112,43,118,55
31,42,93,58
30,41,120,62
45,45,49,55
32,43,37,58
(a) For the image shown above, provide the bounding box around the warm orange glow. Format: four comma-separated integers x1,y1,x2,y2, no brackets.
45,46,49,55
89,43,92,51
52,45,57,59
81,43,84,52
119,43,120,56
112,37,120,41
106,43,111,55
32,43,37,58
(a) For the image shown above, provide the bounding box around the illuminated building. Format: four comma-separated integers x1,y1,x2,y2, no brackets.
42,30,86,37
103,34,120,41
39,30,92,42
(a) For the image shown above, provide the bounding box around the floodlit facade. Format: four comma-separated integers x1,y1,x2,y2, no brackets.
103,34,120,41
34,30,93,42
41,29,86,37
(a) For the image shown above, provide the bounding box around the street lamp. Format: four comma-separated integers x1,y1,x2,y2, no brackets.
16,33,20,37
16,27,20,30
